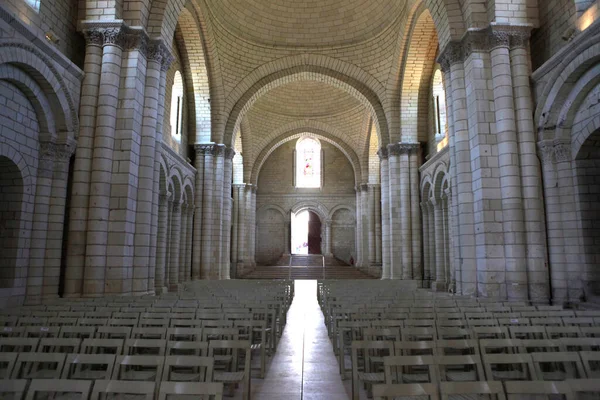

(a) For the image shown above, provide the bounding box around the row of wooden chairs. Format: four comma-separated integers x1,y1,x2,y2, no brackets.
0,379,224,400
370,380,600,399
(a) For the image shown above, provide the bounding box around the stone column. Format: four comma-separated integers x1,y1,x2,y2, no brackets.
387,144,403,279
243,185,255,271
27,142,58,302
441,193,450,288
178,204,188,283
324,220,333,256
379,148,391,278
491,30,528,300
235,184,246,277
83,27,124,296
510,29,549,303
427,200,437,288
444,188,455,292
368,185,376,266
399,145,412,280
284,219,291,255
231,184,240,269
198,144,215,279
133,41,169,295
433,198,445,290
374,185,382,266
43,142,75,299
249,186,257,268
211,146,225,279
355,188,362,268
185,206,194,282
192,145,205,280
221,148,234,279
64,30,103,297
409,147,422,281
165,195,173,288
421,202,430,286
169,201,182,290
360,184,370,270
155,191,169,293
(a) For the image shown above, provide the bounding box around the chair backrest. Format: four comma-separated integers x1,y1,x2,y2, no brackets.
372,383,439,400
546,326,581,339
62,353,116,380
509,326,547,340
0,379,27,400
363,328,402,342
167,328,203,342
0,326,25,338
59,326,96,339
207,340,251,377
531,351,586,380
11,352,67,379
394,340,436,356
90,379,155,400
559,337,600,352
567,378,600,398
435,354,485,382
479,339,523,355
37,338,81,353
436,339,479,356
202,328,239,342
437,327,472,340
124,339,166,356
81,338,124,355
157,381,223,400
504,380,574,399
24,379,92,400
132,327,167,340
472,327,509,340
112,355,165,384
440,381,506,400
580,350,600,378
0,338,39,353
161,355,214,382
482,353,537,382
0,353,18,379
401,327,436,342
96,326,132,339
24,326,60,338
383,355,437,384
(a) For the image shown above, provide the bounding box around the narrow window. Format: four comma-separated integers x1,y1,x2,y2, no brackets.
295,137,321,188
170,71,184,142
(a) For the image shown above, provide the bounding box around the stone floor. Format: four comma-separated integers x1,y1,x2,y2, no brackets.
233,280,354,399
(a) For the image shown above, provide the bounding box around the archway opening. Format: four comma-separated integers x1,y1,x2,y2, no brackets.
291,210,322,255
0,156,23,289
575,128,600,298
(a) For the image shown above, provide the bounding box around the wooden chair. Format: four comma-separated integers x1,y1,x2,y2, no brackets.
394,341,436,356
383,355,437,384
124,338,166,356
90,379,155,400
157,381,223,400
440,381,506,400
132,327,167,340
0,353,17,379
24,379,92,400
208,340,251,400
372,383,439,400
351,340,394,400
167,328,203,342
61,353,116,380
167,341,209,356
37,338,81,353
11,352,67,379
472,326,509,340
0,379,27,400
81,338,124,355
567,378,600,399
532,351,587,381
509,325,547,340
161,355,214,382
479,339,523,355
482,353,537,381
504,380,574,399
112,355,164,384
96,326,132,339
24,326,60,338
436,339,478,356
0,338,39,353
546,326,581,339
59,326,96,339
580,351,600,378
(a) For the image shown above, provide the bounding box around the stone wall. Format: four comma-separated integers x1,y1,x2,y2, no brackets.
256,140,356,264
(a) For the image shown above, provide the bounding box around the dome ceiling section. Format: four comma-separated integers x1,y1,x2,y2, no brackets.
204,0,406,48
251,80,364,118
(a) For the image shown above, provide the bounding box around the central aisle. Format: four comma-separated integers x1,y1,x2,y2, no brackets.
250,280,349,399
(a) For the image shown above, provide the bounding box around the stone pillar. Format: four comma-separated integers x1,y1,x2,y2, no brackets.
155,191,169,293
192,145,205,280
433,198,445,290
64,31,103,297
43,142,75,299
284,219,291,255
231,185,240,269
444,188,455,292
198,144,215,279
355,188,362,268
211,146,225,279
133,41,169,296
374,185,382,266
324,220,333,256
409,147,422,281
491,30,528,300
379,148,391,278
243,185,255,271
83,27,124,296
169,201,182,290
27,142,58,302
185,206,194,282
178,204,188,283
234,184,246,277
510,29,549,303
165,195,174,289
421,202,430,286
441,193,450,288
248,186,257,268
399,145,412,280
387,144,402,279
360,184,370,270
221,148,234,279
368,185,376,266
427,200,437,288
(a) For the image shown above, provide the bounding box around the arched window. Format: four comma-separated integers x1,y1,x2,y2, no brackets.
432,69,448,152
170,71,184,142
295,137,321,188
25,0,40,11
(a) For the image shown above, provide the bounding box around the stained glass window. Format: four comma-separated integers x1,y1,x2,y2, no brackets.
296,137,321,188
170,71,184,142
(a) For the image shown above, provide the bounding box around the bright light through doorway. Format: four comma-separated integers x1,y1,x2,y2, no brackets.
291,210,309,254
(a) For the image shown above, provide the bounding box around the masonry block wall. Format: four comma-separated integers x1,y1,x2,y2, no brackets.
256,140,356,264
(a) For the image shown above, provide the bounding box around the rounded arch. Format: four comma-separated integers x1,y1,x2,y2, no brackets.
168,167,184,204
223,64,390,147
432,162,448,198
250,126,362,186
535,37,600,138
182,177,194,206
257,204,288,220
291,200,328,223
421,176,433,200
0,41,79,139
328,205,356,222
0,64,55,140
574,116,600,159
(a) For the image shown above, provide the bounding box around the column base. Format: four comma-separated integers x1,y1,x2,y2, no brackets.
433,280,447,292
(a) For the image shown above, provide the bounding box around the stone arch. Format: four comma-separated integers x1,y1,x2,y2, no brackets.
257,204,288,221
182,178,194,206
0,64,55,141
574,116,600,158
291,200,329,223
423,0,465,49
223,63,389,147
0,143,35,293
399,7,439,143
250,125,362,186
328,205,356,222
432,163,448,199
0,41,79,139
168,167,184,204
421,177,433,200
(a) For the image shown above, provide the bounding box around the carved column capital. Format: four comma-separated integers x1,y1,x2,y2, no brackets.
437,41,464,71
360,184,369,192
377,147,388,160
224,147,236,160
